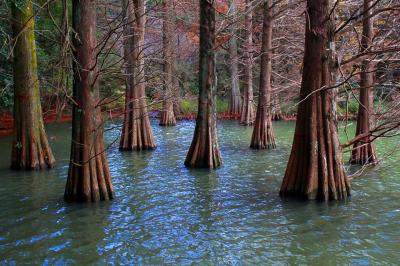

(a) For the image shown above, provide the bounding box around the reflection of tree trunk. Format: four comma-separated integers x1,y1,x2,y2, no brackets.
120,0,156,150
250,0,276,149
280,0,350,201
65,0,114,202
160,0,176,126
228,0,241,115
185,0,222,169
240,0,255,125
350,0,377,165
10,0,55,170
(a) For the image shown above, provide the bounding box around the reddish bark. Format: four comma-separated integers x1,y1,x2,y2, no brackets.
280,0,350,201
184,0,222,169
250,0,276,150
350,0,377,165
240,0,256,125
160,0,177,126
120,0,156,150
65,0,114,202
228,0,241,115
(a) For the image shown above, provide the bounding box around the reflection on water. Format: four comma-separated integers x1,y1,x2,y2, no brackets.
0,121,400,264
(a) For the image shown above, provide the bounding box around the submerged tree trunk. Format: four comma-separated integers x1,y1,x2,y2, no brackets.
350,0,377,165
250,0,276,149
240,0,255,125
10,0,55,170
120,0,156,150
65,0,114,202
280,0,350,201
228,0,241,115
160,0,176,126
184,0,222,169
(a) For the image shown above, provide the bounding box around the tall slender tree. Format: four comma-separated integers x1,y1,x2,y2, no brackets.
120,0,156,150
240,0,256,125
64,0,115,202
228,0,241,115
350,0,377,165
280,0,350,201
160,0,177,126
250,0,276,149
10,0,55,170
184,0,222,169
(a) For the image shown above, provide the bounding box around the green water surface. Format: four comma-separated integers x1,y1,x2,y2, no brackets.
0,120,399,265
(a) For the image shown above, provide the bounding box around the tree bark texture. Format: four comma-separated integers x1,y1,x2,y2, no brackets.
250,0,276,150
350,0,377,165
160,0,177,126
240,0,255,125
10,0,55,170
280,0,350,201
228,0,241,115
120,0,156,150
65,0,115,202
184,0,222,169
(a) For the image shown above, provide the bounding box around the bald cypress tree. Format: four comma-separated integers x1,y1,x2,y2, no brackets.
184,0,222,169
250,0,276,150
280,0,350,201
64,0,114,202
10,0,55,170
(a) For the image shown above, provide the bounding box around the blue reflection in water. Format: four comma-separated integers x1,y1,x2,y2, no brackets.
0,120,399,264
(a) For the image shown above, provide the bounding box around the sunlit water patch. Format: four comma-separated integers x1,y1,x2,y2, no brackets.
0,120,399,264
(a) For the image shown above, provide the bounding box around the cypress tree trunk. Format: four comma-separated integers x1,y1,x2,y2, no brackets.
350,0,377,165
240,0,255,125
280,0,350,201
160,0,177,126
64,0,115,202
272,93,283,121
172,36,182,116
10,0,55,170
228,0,241,115
250,0,276,150
184,0,222,169
120,0,156,150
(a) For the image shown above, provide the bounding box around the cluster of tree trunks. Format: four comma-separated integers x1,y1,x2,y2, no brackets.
250,0,276,150
350,0,377,165
159,0,177,126
185,0,222,169
11,0,384,204
240,0,256,125
279,0,350,201
10,0,55,170
120,0,156,150
64,0,115,202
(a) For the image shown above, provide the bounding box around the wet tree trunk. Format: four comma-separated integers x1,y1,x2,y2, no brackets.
280,0,350,201
120,0,156,150
184,0,222,169
250,0,276,150
160,0,176,126
350,0,377,165
228,0,241,115
240,0,255,125
10,0,55,170
65,0,115,202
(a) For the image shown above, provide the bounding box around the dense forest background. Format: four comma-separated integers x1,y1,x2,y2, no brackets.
1,0,397,119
